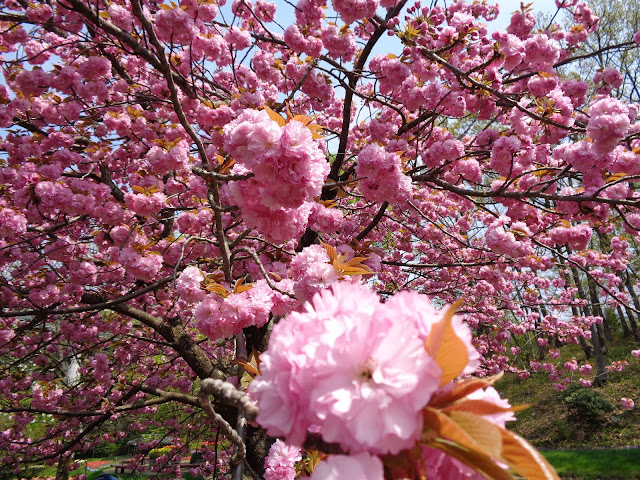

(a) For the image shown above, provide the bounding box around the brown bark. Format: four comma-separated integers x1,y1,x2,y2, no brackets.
55,454,72,480
587,277,609,352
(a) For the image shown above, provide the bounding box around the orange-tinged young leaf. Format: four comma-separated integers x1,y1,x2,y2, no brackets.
558,219,571,228
429,440,515,480
316,198,338,208
203,282,228,298
219,157,236,174
267,271,283,281
285,102,294,121
233,276,247,292
330,252,373,277
307,124,325,139
339,266,373,276
443,399,529,417
232,347,262,376
422,407,481,453
263,106,286,127
606,172,627,183
344,256,370,267
447,411,503,459
500,428,560,480
320,241,338,262
425,299,468,385
235,284,253,294
299,450,326,476
429,373,504,407
292,113,318,126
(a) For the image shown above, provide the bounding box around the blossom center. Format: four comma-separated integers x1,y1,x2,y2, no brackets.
358,358,377,383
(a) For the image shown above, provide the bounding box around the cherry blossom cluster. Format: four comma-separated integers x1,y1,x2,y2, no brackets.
223,110,329,242
355,144,413,205
250,281,516,478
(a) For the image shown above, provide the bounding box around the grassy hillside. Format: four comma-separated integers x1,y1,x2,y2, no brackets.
496,334,640,448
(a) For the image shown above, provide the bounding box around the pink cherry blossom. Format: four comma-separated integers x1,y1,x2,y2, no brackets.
176,266,206,303
195,280,275,340
250,281,442,453
621,398,635,410
485,216,534,258
579,364,593,375
310,452,384,480
223,109,281,166
332,0,378,24
587,97,630,154
356,144,413,205
264,440,301,480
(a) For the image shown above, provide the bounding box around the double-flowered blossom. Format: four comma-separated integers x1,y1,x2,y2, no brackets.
586,97,630,154
223,109,329,242
550,224,593,250
176,266,206,303
195,280,275,340
355,144,413,205
0,208,27,239
264,440,301,480
223,109,281,165
250,281,481,456
331,0,378,25
485,216,534,258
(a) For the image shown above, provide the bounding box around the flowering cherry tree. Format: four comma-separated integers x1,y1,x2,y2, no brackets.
1,0,640,478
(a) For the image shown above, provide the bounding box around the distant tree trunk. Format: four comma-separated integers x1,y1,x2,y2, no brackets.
624,273,640,346
591,323,609,386
55,454,71,480
570,266,607,372
617,305,632,337
510,333,527,370
554,249,593,358
587,277,610,351
570,299,594,359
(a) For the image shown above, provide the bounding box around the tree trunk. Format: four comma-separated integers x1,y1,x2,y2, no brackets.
588,277,610,347
55,454,72,480
590,323,609,386
510,332,527,370
624,272,640,346
570,266,608,372
554,249,593,358
617,305,632,337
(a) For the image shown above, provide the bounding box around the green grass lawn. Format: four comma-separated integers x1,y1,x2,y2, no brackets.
541,448,640,479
